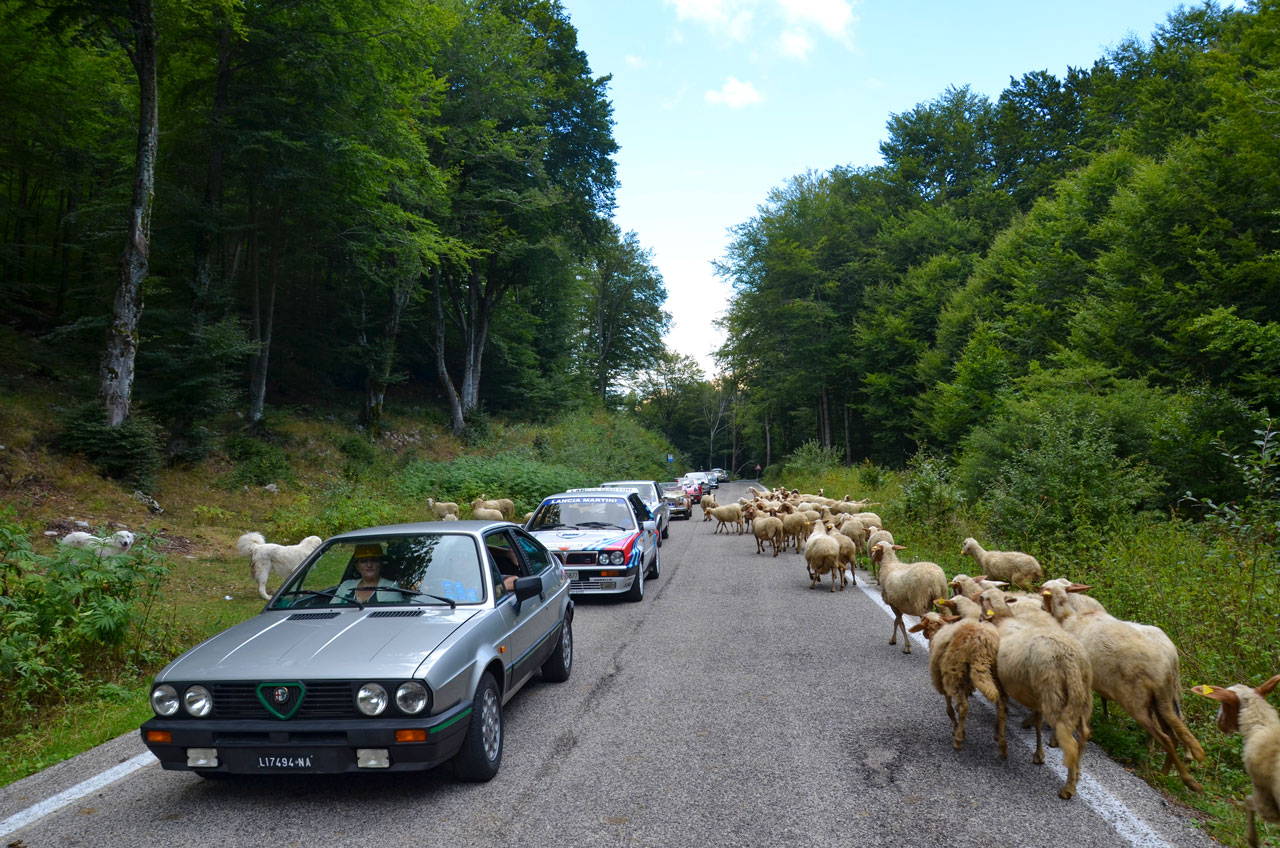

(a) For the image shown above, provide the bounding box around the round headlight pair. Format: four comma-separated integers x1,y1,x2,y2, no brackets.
150,684,213,717
357,682,428,716
604,550,626,566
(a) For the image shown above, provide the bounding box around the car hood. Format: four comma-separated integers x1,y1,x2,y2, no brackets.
529,527,638,552
157,607,479,681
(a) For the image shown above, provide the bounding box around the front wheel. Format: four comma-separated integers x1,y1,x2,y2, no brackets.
624,560,645,602
453,673,502,781
648,544,661,579
661,520,670,540
540,616,573,682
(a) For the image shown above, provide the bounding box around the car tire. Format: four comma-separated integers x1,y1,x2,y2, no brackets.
540,616,573,683
648,544,661,579
661,521,670,540
453,672,502,782
624,559,645,602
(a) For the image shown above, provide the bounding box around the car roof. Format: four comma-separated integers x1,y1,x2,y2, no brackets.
551,488,634,499
326,520,516,541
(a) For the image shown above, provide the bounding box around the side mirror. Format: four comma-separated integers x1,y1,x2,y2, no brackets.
513,576,541,613
643,520,657,534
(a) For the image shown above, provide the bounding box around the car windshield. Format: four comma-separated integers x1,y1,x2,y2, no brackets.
529,498,636,532
271,533,486,609
660,483,683,494
602,482,651,499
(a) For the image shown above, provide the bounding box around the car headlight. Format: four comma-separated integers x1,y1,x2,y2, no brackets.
357,683,388,716
151,684,179,717
395,682,428,715
183,685,213,717
607,550,626,566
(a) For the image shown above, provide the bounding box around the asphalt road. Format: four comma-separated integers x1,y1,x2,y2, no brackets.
1,481,1219,847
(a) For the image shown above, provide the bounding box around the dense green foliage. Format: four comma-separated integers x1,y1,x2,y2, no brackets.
0,0,670,458
0,512,169,726
703,3,1277,511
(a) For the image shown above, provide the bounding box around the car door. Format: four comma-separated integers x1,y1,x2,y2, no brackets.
627,494,657,569
511,529,564,670
483,529,540,690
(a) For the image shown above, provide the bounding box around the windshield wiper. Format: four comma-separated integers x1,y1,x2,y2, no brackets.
576,521,625,530
376,585,458,608
275,588,364,610
535,522,567,530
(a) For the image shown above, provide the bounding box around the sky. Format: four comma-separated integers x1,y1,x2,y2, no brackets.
557,0,1204,376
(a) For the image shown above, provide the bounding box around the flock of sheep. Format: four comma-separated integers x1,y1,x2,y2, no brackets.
703,484,1279,844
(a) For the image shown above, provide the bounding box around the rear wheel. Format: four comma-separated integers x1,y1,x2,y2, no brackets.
453,673,502,781
540,616,573,682
648,544,661,579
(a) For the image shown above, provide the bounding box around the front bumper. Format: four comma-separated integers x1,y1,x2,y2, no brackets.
564,563,640,595
140,701,471,775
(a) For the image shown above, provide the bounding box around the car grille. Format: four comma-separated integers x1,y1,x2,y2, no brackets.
565,552,597,565
210,682,356,719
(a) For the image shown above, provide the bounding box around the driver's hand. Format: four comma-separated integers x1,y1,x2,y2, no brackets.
503,575,518,591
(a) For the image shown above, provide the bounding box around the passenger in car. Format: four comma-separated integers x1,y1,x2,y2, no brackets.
487,543,522,595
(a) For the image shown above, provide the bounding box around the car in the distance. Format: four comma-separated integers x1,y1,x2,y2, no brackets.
688,471,716,491
711,468,729,483
525,489,659,602
678,477,704,503
140,520,572,780
599,479,669,542
661,481,692,520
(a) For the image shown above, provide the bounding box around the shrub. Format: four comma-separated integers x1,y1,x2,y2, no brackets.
268,483,403,539
221,434,293,488
980,410,1162,544
54,403,163,490
398,453,591,516
0,511,169,724
783,440,843,480
901,453,965,525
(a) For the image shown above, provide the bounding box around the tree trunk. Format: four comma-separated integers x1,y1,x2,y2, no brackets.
431,266,466,434
99,0,158,427
843,399,851,463
764,410,772,468
360,277,411,436
247,204,278,425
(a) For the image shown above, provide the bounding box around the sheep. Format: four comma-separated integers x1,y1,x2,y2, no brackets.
863,527,893,582
493,498,516,521
1192,674,1280,847
700,493,719,521
753,513,784,557
237,531,323,601
871,542,947,654
803,521,842,592
427,497,460,519
851,511,883,530
830,528,858,586
950,573,1054,627
59,529,136,556
909,604,1006,758
472,507,505,521
442,513,459,521
1042,582,1205,791
960,537,1043,589
471,497,503,515
1037,577,1107,615
979,588,1092,800
709,503,744,535
781,512,810,554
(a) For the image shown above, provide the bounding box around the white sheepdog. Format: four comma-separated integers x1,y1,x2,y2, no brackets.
237,532,323,600
60,530,136,555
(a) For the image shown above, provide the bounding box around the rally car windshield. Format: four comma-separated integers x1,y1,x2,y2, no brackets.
529,499,636,532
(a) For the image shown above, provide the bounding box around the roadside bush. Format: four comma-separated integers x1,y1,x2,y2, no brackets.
268,482,405,539
783,440,843,480
54,403,163,490
979,410,1162,544
901,453,965,526
0,511,169,725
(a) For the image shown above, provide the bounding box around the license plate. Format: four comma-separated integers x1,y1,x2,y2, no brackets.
567,570,580,581
255,754,315,769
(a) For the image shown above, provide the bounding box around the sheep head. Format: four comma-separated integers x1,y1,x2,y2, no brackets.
1192,674,1280,734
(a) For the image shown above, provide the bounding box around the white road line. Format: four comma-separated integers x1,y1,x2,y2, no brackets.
0,751,158,839
851,571,1175,848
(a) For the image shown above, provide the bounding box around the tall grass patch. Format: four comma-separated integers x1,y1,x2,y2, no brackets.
399,453,591,516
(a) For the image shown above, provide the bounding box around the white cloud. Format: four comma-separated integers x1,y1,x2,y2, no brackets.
777,0,856,41
705,76,764,108
625,54,648,69
779,28,813,59
666,0,754,41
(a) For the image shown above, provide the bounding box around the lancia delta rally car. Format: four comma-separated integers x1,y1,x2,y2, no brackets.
525,489,660,601
599,479,670,542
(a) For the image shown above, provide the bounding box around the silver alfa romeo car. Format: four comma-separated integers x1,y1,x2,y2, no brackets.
140,520,572,780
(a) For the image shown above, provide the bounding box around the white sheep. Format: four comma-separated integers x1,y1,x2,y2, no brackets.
59,530,136,555
1192,674,1280,847
1042,582,1205,791
980,588,1092,800
1037,577,1107,614
871,542,947,654
960,537,1043,588
472,507,505,521
863,527,893,582
910,601,1006,758
803,521,842,592
753,512,784,557
709,503,744,535
427,497,460,519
